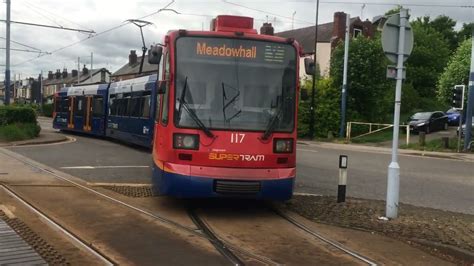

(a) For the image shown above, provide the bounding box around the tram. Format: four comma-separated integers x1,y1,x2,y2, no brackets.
148,15,302,200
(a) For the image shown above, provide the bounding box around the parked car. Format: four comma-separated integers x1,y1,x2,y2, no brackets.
457,116,474,137
446,108,461,126
408,111,448,134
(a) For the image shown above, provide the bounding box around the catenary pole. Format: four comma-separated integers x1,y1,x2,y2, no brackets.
463,27,474,151
339,13,350,138
309,0,320,139
386,9,408,219
5,0,11,105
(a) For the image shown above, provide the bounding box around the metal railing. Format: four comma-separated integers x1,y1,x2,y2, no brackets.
346,121,411,145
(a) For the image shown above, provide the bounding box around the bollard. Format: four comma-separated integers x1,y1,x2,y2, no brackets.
441,137,449,149
338,155,348,203
419,132,426,146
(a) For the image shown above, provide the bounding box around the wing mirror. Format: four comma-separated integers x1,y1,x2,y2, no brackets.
304,58,315,75
148,45,163,65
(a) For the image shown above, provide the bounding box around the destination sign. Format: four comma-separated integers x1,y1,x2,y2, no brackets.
177,37,296,65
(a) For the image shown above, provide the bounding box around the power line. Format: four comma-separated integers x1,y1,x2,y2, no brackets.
23,0,95,32
0,19,95,34
0,36,43,51
12,0,176,67
0,47,50,54
22,2,64,28
223,0,314,24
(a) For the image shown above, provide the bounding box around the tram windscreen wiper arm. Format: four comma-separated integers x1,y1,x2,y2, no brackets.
177,77,214,138
181,101,214,138
261,107,282,140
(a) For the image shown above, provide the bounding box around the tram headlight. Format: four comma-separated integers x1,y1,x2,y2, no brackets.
273,138,293,153
173,133,199,150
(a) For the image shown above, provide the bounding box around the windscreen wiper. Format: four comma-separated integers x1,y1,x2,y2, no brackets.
261,107,283,140
222,82,241,123
178,77,214,138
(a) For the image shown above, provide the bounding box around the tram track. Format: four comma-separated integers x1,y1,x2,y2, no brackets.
271,207,378,266
0,183,114,266
0,149,277,265
2,148,378,265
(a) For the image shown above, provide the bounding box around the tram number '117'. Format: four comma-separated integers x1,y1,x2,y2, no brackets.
231,133,245,143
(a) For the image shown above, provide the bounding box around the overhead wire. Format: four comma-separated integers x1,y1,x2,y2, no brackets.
13,0,175,67
22,0,95,32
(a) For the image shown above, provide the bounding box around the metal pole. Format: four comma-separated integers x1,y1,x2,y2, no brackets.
463,28,474,151
309,0,320,139
77,57,80,84
5,0,11,105
339,13,350,138
90,52,93,81
40,70,43,111
386,9,408,219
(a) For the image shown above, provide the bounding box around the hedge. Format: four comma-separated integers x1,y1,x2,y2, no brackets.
41,103,54,117
0,106,37,126
0,123,41,141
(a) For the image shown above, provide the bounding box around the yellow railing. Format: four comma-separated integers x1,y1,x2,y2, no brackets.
346,121,411,145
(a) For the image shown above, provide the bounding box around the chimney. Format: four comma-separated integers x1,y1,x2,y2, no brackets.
72,69,78,77
332,12,347,42
82,64,89,75
260,23,274,36
62,68,68,79
55,69,61,79
48,71,54,80
129,50,137,65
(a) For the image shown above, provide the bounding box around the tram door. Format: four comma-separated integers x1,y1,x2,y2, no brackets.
83,96,93,132
67,96,75,129
73,96,86,131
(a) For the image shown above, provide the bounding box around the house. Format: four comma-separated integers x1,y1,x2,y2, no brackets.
111,50,159,81
276,12,374,78
42,66,111,100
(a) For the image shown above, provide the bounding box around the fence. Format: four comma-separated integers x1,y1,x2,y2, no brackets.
346,121,411,145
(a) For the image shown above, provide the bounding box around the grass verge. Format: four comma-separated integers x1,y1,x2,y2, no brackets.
401,137,461,152
0,123,41,142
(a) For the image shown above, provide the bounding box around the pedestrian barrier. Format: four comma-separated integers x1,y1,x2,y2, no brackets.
346,121,411,145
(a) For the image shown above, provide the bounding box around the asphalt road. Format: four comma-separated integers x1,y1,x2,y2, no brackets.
9,119,474,214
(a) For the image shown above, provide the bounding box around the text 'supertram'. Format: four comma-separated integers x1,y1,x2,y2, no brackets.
149,15,301,200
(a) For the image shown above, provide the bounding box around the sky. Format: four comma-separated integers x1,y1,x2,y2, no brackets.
0,0,473,80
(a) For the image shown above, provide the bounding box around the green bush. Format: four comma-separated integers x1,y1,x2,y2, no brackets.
0,123,41,141
41,103,54,117
0,106,37,126
298,78,340,138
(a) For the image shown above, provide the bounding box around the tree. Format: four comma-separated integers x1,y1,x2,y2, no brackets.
413,15,458,52
330,36,391,123
458,23,473,42
405,22,451,98
437,39,472,104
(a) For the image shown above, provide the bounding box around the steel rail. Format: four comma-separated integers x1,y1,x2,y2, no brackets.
188,207,244,266
274,209,378,266
0,184,114,266
0,149,276,265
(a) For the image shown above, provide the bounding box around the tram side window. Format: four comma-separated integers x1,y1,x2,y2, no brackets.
109,94,117,116
74,97,85,114
129,95,141,117
60,97,69,113
92,96,104,117
142,91,151,118
161,52,170,125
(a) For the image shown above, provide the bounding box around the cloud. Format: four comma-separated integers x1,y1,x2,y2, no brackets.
0,0,473,79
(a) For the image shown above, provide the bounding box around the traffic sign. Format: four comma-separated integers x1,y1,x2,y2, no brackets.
382,14,414,63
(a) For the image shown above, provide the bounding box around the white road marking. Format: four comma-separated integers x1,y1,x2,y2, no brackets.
293,192,323,197
61,165,149,169
297,148,319,153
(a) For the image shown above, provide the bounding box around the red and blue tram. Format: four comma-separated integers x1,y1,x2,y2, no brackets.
149,15,301,200
53,74,159,147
